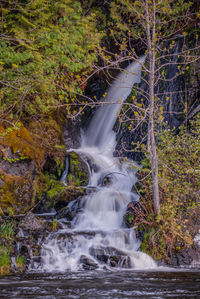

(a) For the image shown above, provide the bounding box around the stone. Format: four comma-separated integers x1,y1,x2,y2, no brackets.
20,212,44,231
0,156,35,178
80,255,98,270
53,186,85,210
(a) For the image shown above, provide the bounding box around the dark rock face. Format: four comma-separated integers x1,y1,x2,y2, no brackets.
167,245,200,267
89,246,131,269
64,120,82,149
0,158,35,178
114,39,199,163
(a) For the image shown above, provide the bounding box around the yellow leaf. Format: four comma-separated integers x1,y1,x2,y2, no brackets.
12,64,18,68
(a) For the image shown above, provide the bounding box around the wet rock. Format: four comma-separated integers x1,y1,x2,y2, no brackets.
19,212,44,231
109,255,121,267
35,185,85,215
89,246,130,268
56,206,76,221
54,187,85,210
19,244,30,258
80,255,98,270
89,247,108,263
109,255,130,268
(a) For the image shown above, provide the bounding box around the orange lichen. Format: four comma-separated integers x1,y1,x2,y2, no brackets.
0,171,33,215
29,118,65,160
0,125,45,168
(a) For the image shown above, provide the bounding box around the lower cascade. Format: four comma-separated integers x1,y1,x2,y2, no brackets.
36,58,157,271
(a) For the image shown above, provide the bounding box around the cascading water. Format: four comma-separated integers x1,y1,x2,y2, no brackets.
38,57,157,271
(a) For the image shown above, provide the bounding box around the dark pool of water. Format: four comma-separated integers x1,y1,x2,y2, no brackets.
0,269,200,298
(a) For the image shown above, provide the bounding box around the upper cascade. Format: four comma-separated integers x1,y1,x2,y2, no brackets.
82,56,146,153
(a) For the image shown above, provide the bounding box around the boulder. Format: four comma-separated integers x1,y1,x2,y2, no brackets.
80,255,98,270
19,212,44,231
53,186,85,211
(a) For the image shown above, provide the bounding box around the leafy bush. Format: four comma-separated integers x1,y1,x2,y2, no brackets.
0,223,14,240
0,0,102,121
135,114,200,260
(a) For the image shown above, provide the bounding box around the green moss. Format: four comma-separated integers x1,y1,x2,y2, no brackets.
0,246,11,276
52,219,59,231
45,174,64,199
16,255,26,272
67,151,89,186
47,183,64,199
0,223,14,240
54,157,64,177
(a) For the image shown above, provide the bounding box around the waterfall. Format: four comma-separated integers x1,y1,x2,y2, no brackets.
82,56,146,152
38,57,157,272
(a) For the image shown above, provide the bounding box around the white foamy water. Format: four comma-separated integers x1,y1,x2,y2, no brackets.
39,57,157,271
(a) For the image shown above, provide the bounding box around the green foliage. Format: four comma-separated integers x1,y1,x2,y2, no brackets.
35,173,64,201
46,179,64,200
135,114,200,261
110,0,194,41
52,219,59,231
16,255,26,272
0,0,102,120
0,223,14,240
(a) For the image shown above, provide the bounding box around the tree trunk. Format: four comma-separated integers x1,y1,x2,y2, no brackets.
146,0,160,214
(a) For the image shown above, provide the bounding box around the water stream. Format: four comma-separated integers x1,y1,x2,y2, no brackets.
1,270,200,298
37,56,157,272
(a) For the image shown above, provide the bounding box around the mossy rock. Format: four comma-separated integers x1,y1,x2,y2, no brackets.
54,186,85,211
67,151,90,187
